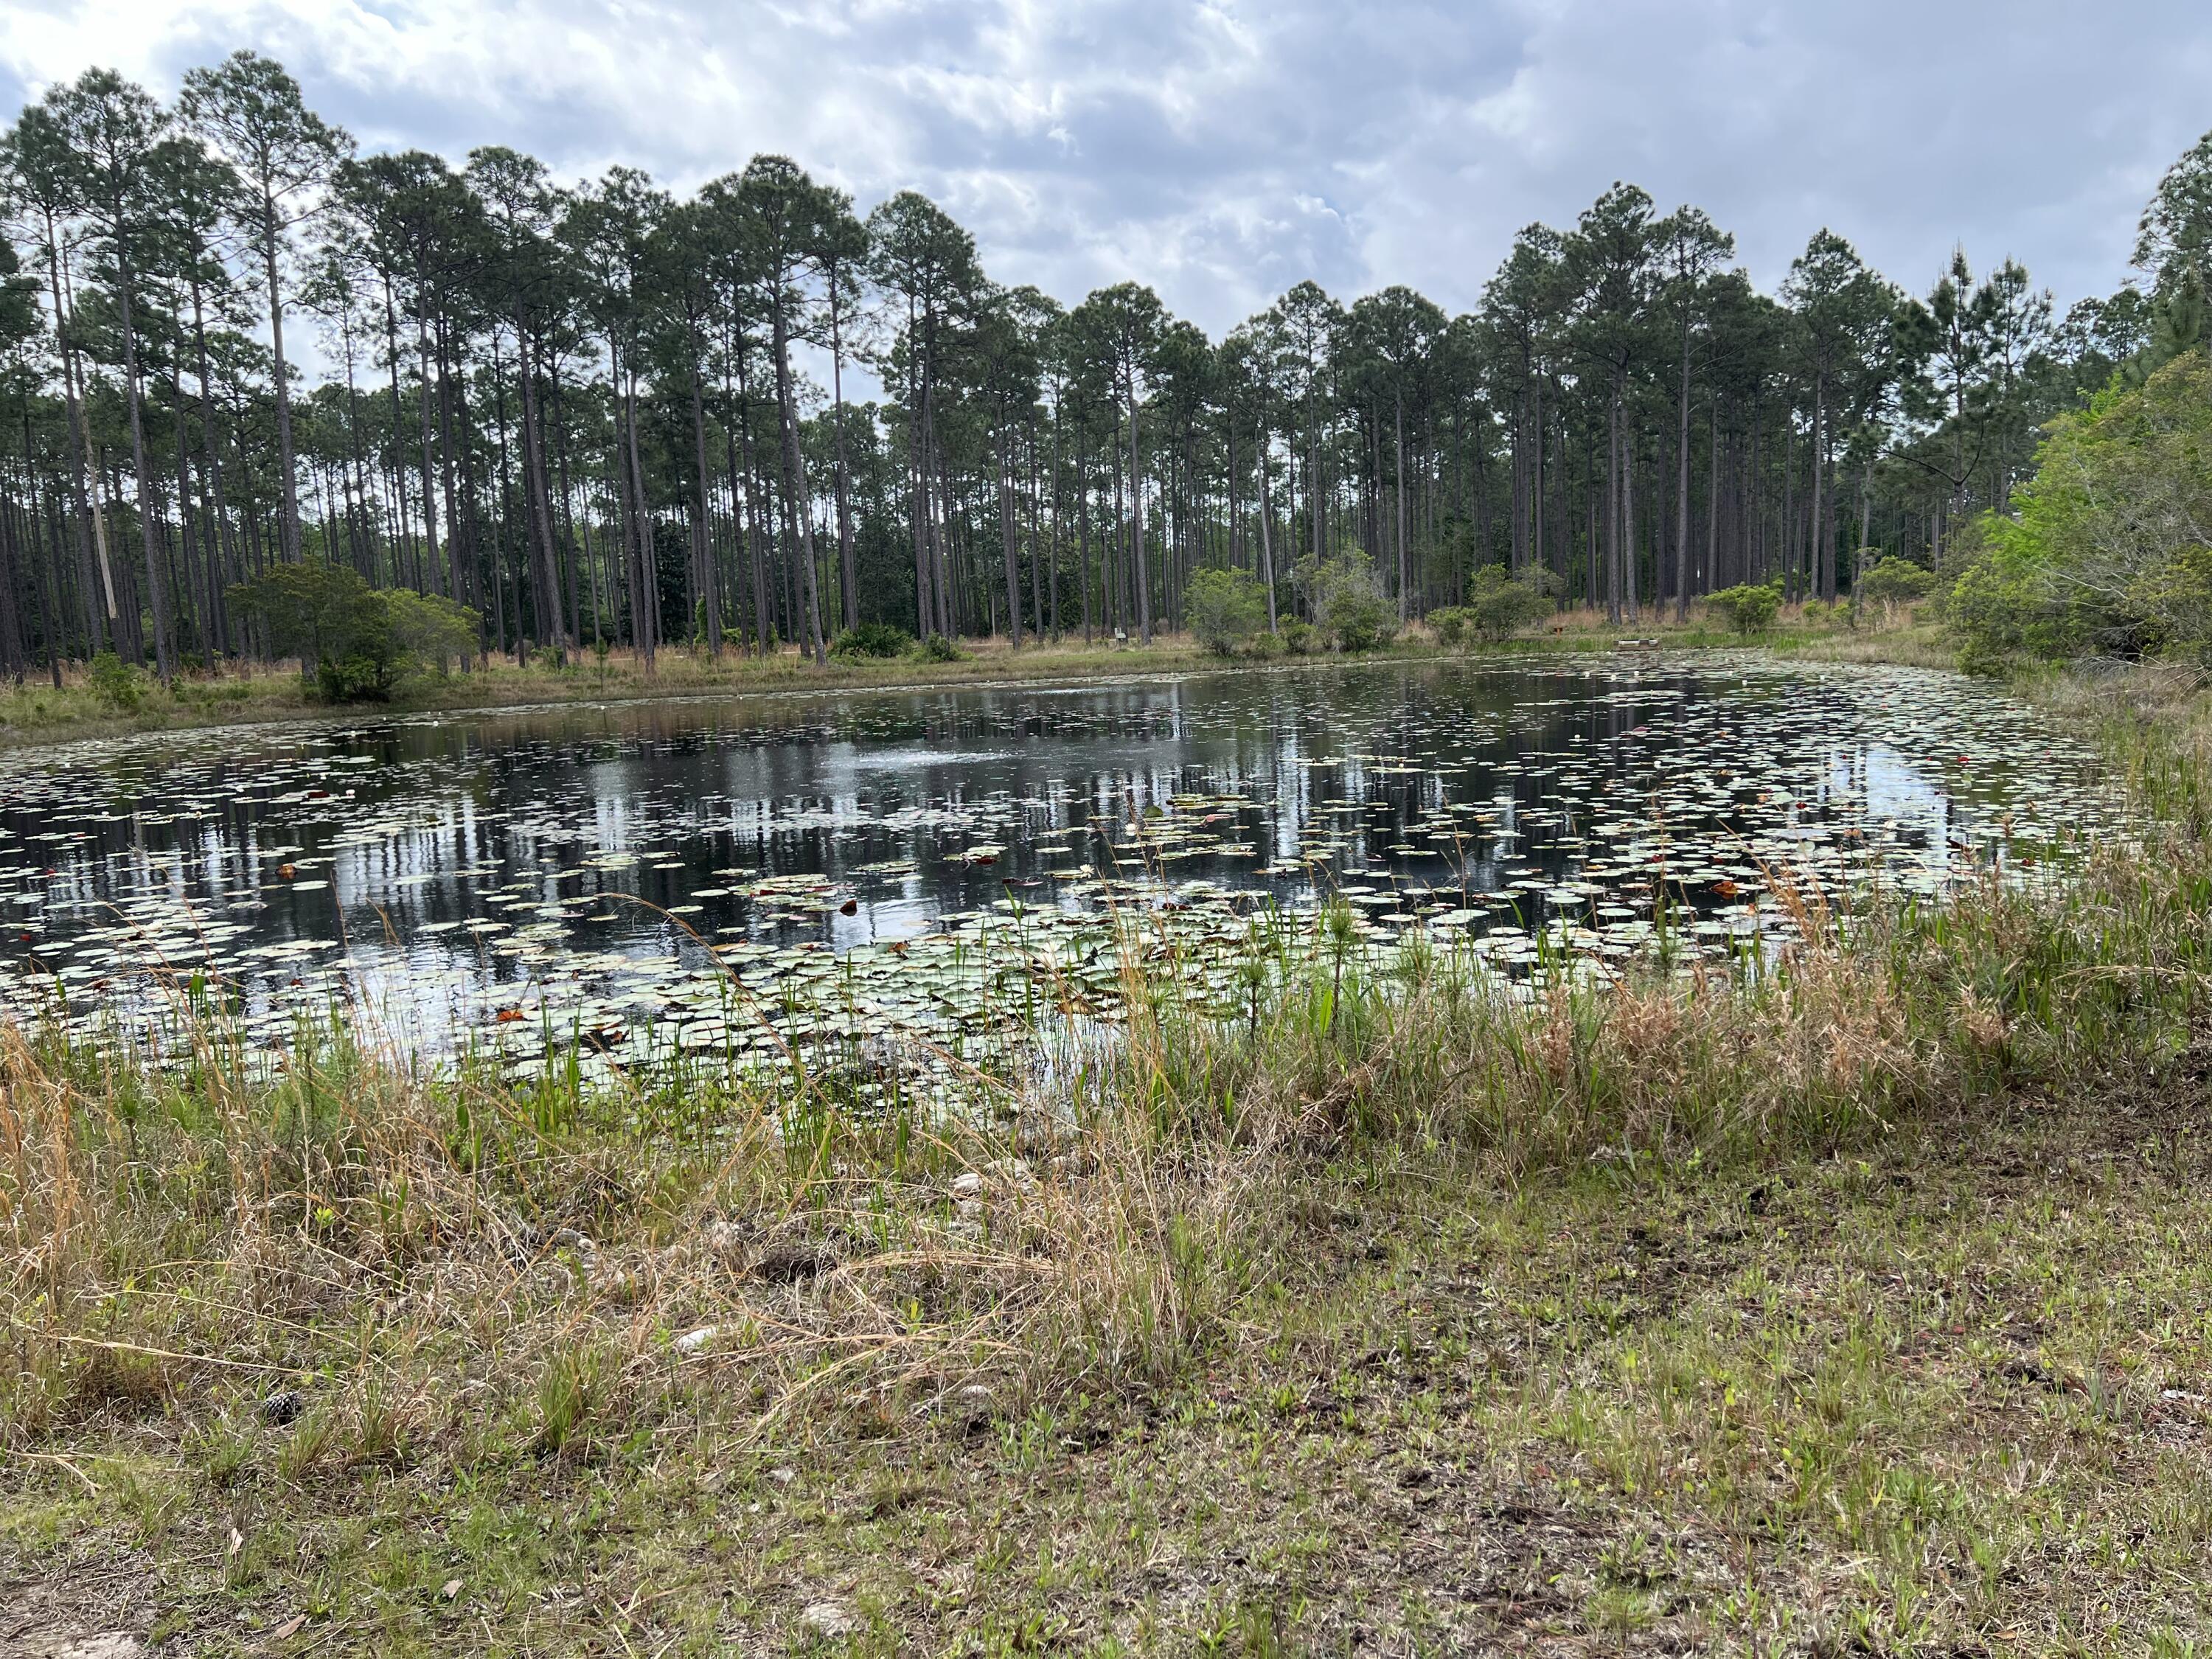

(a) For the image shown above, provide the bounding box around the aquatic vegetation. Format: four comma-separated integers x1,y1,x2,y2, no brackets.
0,656,2110,1097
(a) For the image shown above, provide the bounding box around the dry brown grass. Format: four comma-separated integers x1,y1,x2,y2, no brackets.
0,885,1958,1483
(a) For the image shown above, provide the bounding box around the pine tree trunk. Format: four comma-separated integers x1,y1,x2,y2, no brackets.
1395,392,1409,622
1130,392,1151,644
830,283,858,634
262,203,301,564
1676,322,1693,622
1256,424,1279,633
998,420,1022,647
111,253,173,684
768,305,826,665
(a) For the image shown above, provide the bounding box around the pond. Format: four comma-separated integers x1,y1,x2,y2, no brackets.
0,656,2105,1090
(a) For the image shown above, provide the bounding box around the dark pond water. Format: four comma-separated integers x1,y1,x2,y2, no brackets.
0,656,2104,1079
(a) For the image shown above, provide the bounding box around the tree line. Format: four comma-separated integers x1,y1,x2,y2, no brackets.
1,54,2202,687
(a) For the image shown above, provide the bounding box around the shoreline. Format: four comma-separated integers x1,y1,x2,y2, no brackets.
0,616,1950,758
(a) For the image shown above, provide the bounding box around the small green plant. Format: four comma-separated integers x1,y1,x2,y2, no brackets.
1280,619,1319,655
86,651,145,712
1429,605,1472,647
531,1346,605,1455
915,633,964,663
832,621,914,660
1707,582,1781,635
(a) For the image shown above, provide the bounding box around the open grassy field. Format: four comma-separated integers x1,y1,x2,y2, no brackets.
7,640,2208,1657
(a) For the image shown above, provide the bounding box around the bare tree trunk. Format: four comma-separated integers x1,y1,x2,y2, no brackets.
689,362,720,656
402,302,442,605
1130,391,1151,644
769,305,827,665
1077,420,1093,643
261,205,301,563
1675,323,1693,622
518,332,568,662
728,349,771,654
1810,372,1831,602
830,284,858,633
622,367,657,672
998,422,1022,647
1604,395,1621,625
1256,422,1279,633
111,257,174,684
1394,392,1409,622
44,214,113,653
1029,420,1046,639
189,279,239,658
1044,413,1061,637
1705,401,1720,602
1624,423,1640,622
1530,380,1545,582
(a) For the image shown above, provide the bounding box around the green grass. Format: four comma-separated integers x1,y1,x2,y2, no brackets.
12,629,2201,1658
13,1086,2212,1654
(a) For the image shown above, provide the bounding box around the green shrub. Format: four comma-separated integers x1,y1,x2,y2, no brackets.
86,651,145,712
1854,554,1937,607
1707,582,1781,635
1280,619,1319,655
1328,585,1396,653
1185,568,1267,656
1464,564,1557,641
314,653,396,703
915,633,964,663
1428,606,1471,647
1296,550,1397,653
229,559,480,701
386,589,479,675
831,622,914,660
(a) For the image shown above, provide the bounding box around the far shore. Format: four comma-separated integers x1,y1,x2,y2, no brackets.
0,605,1949,754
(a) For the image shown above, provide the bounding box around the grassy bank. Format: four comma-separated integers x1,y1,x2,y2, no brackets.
9,651,2201,1656
0,602,1942,751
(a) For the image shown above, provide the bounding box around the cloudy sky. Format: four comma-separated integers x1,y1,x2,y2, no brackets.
4,0,2208,335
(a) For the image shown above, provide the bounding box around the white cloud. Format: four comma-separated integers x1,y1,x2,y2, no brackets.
4,0,2209,338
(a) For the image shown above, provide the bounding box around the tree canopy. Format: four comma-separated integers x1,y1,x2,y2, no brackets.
0,59,2195,689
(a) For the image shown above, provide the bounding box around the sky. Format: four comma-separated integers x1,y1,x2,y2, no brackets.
4,0,2209,338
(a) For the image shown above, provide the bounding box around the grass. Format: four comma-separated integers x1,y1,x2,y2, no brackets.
0,597,1946,751
11,629,2205,1655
